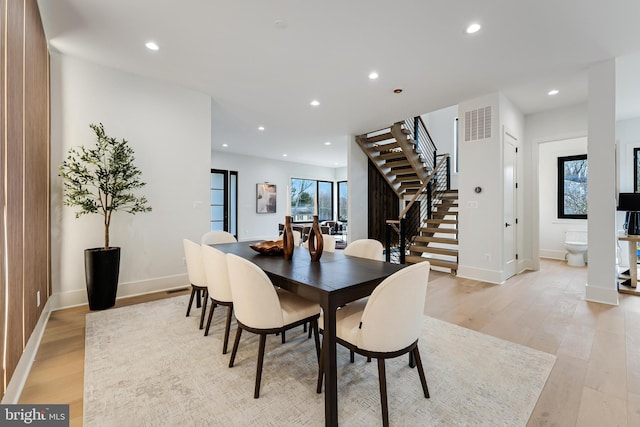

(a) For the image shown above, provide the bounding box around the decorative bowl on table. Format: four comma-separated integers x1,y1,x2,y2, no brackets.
249,239,285,256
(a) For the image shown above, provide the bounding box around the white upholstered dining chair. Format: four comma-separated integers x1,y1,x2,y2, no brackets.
226,253,321,398
183,239,208,329
302,234,336,252
201,230,237,245
201,245,234,353
343,238,383,260
316,262,431,426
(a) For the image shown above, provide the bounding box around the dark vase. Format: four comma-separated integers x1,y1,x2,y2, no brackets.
85,247,121,310
308,215,324,261
282,216,295,260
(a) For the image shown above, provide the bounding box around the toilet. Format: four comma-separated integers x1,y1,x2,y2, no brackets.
564,230,588,267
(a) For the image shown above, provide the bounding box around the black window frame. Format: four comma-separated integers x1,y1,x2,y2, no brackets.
290,178,334,223
337,180,348,223
634,147,640,193
557,154,588,219
210,168,238,237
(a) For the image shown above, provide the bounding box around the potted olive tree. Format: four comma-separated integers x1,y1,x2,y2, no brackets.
59,123,151,310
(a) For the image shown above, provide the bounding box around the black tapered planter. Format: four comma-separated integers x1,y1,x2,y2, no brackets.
85,247,121,310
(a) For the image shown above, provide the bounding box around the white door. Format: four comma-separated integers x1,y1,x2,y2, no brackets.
503,134,518,279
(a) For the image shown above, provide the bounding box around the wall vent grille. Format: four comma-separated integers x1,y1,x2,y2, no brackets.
464,106,492,142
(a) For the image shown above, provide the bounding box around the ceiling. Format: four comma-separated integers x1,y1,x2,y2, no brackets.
37,0,640,168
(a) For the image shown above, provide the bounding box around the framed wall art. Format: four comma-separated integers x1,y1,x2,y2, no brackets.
256,183,277,213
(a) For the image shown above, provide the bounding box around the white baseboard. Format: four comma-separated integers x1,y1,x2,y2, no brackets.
585,283,619,306
540,249,567,260
456,265,505,284
50,273,189,310
1,300,52,404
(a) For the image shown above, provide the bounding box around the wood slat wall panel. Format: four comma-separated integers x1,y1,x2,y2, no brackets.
0,0,6,398
5,0,26,387
24,0,50,332
367,160,399,245
1,0,50,398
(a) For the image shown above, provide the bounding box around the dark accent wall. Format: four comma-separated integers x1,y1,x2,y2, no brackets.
367,160,399,245
1,0,50,398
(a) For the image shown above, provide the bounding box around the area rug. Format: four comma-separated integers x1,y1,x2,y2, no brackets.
84,296,555,426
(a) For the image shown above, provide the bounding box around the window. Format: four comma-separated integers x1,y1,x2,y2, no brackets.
210,169,238,235
557,154,587,219
634,147,640,192
337,181,348,222
290,178,333,223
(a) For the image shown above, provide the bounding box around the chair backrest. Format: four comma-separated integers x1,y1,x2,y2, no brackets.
303,234,335,252
226,254,284,329
201,244,233,303
183,239,207,288
279,230,301,247
201,231,237,245
357,262,430,352
343,239,383,261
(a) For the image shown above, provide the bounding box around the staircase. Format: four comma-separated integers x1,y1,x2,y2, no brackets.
356,117,458,274
355,121,429,199
405,189,458,273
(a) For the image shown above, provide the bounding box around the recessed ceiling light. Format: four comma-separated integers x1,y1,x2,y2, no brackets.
310,100,320,107
282,154,288,157
324,142,331,146
548,89,559,96
369,72,379,80
258,126,265,131
393,88,403,94
466,23,481,34
145,41,159,51
222,143,228,147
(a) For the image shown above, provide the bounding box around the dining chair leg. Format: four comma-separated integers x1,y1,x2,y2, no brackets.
204,300,216,336
377,359,390,427
254,334,267,398
196,289,202,308
199,289,208,329
412,346,430,398
307,322,312,339
222,306,233,354
281,330,286,344
316,340,325,394
312,319,321,360
186,287,196,317
409,350,416,368
350,350,354,363
229,327,243,368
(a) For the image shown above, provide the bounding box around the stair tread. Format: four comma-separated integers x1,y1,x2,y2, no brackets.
378,151,405,160
425,218,458,224
363,132,394,144
420,227,458,234
368,142,400,152
414,236,458,244
409,246,458,256
406,256,458,270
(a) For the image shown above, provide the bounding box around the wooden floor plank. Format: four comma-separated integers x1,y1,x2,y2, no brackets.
17,261,640,426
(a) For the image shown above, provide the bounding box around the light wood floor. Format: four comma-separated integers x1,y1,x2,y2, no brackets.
18,259,640,426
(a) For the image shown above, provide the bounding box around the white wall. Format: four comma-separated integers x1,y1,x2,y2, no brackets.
456,92,525,284
210,151,341,241
524,103,588,270
50,54,212,308
421,105,458,188
457,93,503,282
538,138,588,259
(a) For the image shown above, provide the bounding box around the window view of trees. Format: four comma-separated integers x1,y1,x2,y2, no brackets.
290,178,335,222
291,178,316,222
337,181,348,222
634,147,640,193
557,154,587,219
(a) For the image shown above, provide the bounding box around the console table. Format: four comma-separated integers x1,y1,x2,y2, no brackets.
618,235,640,295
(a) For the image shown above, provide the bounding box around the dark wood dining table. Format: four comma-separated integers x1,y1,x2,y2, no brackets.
212,241,405,426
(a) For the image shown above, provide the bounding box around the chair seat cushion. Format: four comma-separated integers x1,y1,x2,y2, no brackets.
276,288,320,326
319,297,368,346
